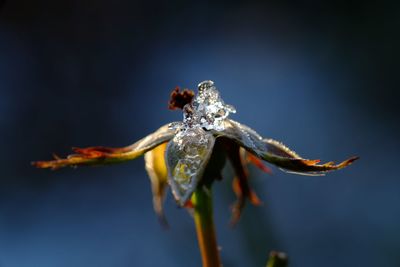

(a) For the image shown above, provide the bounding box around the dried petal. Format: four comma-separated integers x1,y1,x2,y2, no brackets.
246,152,272,174
262,139,359,175
32,123,177,169
217,119,358,175
214,119,268,158
166,127,215,205
226,144,262,224
144,142,169,227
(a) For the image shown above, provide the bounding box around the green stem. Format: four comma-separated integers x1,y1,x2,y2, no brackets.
192,185,221,267
266,251,288,267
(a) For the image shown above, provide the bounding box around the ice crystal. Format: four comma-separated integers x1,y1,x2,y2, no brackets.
171,80,236,145
171,80,236,132
191,80,236,131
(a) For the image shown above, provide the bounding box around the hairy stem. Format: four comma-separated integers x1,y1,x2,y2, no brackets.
192,185,221,267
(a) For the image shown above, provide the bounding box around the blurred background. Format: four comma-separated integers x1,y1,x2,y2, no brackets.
0,0,399,266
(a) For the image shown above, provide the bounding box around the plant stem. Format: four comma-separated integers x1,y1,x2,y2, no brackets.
192,185,221,267
266,251,288,267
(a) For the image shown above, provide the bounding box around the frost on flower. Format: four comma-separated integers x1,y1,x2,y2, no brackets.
33,79,358,211
167,80,236,203
170,80,236,132
186,80,236,131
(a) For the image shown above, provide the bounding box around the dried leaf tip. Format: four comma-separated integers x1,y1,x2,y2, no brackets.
168,87,195,110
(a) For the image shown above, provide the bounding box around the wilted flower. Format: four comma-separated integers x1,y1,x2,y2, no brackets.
33,80,358,224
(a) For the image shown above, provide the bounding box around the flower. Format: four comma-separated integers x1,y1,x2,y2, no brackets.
33,80,358,224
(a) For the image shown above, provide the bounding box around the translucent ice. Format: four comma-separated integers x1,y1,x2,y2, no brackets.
181,80,236,132
172,127,211,191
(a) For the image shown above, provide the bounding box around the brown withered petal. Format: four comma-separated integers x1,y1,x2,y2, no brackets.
225,143,262,224
246,152,272,174
262,139,359,175
144,142,169,227
32,123,176,170
215,119,359,175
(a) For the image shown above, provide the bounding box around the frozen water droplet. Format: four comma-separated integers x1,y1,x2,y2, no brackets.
197,80,214,93
177,80,236,135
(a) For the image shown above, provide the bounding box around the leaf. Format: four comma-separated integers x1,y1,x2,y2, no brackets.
32,123,177,169
166,127,215,205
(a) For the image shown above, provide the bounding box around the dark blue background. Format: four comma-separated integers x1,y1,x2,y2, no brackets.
0,0,399,266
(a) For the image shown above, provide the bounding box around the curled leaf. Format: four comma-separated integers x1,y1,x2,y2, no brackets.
32,123,176,170
166,127,215,205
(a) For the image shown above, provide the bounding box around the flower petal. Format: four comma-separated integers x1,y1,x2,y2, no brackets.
262,139,359,175
226,145,262,225
218,119,358,175
246,152,273,174
32,123,177,169
166,127,215,205
144,142,169,227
